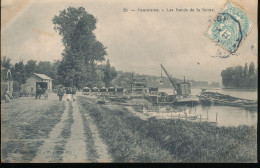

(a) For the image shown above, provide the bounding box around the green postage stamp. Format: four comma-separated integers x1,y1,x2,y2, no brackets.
205,1,255,53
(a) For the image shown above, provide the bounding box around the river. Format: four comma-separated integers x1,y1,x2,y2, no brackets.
159,88,257,127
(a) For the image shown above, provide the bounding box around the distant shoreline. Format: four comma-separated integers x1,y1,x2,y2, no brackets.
222,87,257,91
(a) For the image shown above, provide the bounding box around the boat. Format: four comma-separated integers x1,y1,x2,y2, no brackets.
198,91,257,110
159,64,200,106
173,96,200,106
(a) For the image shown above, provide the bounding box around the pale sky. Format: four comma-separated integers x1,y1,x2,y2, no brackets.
1,0,258,83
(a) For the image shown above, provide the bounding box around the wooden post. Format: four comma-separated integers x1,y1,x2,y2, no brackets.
185,113,187,121
200,114,202,122
216,111,218,124
207,108,209,121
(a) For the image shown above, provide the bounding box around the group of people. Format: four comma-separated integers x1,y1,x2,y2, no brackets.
57,87,76,101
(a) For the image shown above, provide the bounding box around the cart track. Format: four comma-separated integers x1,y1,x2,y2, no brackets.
62,101,88,162
31,101,70,162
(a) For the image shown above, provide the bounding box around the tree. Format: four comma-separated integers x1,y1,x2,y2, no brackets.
1,56,12,69
53,7,107,88
221,62,257,88
243,63,249,77
249,61,255,76
102,59,117,87
25,60,37,78
12,61,26,91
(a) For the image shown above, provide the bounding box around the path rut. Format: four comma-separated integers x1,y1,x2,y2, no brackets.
62,101,87,162
31,101,69,162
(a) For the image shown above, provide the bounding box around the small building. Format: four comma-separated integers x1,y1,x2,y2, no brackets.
176,82,191,96
25,73,52,93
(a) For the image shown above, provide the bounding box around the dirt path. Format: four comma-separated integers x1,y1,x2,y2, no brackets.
83,111,112,162
2,93,112,162
62,101,87,162
31,101,69,162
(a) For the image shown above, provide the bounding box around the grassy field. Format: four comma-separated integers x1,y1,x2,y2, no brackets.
78,96,257,162
1,95,65,162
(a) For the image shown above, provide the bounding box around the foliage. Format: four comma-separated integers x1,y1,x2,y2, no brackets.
11,61,26,90
97,59,117,87
221,62,257,88
53,7,107,88
25,60,37,78
1,56,12,69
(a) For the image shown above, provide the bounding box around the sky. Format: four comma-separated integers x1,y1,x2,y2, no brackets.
1,0,258,83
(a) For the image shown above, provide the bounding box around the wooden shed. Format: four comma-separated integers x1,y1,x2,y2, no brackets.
24,73,52,93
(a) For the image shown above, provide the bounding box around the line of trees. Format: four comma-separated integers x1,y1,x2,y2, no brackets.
221,62,257,88
1,56,117,92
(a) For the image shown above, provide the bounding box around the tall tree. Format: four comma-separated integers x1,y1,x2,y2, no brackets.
25,60,37,78
243,63,249,77
102,59,117,87
53,7,107,88
12,61,26,91
249,61,255,76
1,56,12,69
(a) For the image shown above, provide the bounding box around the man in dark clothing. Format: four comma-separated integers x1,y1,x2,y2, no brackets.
71,88,76,101
57,88,65,101
35,85,42,99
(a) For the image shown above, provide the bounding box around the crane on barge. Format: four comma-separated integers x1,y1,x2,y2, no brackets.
160,64,199,105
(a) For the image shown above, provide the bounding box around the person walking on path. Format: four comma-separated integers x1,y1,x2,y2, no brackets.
66,88,72,101
71,88,76,101
57,88,65,101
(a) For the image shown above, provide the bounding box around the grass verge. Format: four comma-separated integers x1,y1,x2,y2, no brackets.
78,103,98,161
78,96,175,162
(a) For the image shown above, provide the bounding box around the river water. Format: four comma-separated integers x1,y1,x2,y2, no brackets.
159,88,257,127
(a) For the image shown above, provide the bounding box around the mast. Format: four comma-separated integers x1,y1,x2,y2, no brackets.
160,64,178,91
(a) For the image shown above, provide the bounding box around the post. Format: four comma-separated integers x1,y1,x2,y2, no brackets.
179,113,181,121
200,114,202,121
207,108,209,121
216,111,218,124
185,112,187,121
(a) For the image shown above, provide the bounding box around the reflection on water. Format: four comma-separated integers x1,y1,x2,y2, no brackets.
184,105,257,127
159,88,257,127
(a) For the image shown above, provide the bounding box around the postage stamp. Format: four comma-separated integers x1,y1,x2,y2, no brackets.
205,1,255,53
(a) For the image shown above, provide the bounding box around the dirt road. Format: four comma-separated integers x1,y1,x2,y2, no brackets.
1,93,112,163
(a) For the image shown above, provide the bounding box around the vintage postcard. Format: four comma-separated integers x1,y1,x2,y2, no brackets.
1,0,257,163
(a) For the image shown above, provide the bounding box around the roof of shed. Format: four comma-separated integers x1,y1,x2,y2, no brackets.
33,73,52,80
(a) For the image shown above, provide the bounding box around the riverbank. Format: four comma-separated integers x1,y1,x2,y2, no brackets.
78,96,257,162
